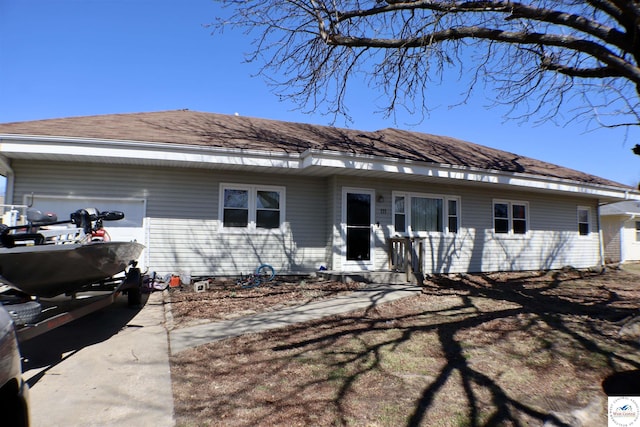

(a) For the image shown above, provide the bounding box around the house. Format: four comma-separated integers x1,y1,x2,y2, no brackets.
0,110,635,279
601,200,640,264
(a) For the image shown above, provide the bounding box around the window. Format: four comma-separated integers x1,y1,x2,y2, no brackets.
411,196,442,232
256,190,281,228
636,221,640,242
577,207,590,236
221,184,284,230
493,200,528,235
512,204,527,234
394,196,406,233
448,199,459,233
393,192,459,234
223,189,249,227
494,202,509,234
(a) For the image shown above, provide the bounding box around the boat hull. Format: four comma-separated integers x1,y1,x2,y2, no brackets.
0,241,145,297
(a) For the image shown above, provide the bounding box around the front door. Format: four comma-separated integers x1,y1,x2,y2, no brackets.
343,189,374,269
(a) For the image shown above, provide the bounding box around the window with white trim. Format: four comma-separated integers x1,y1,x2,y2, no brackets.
394,196,406,233
577,207,590,236
393,192,460,234
221,184,285,230
636,221,640,242
447,199,459,233
493,200,528,235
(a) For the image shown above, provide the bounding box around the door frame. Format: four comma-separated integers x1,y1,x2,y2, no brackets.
341,187,375,271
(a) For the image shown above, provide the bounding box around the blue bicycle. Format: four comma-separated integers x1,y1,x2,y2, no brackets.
237,264,276,288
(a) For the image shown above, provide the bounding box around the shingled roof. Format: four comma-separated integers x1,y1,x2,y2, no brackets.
0,109,626,188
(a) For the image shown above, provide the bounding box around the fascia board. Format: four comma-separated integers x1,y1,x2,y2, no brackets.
2,135,636,200
600,210,640,217
301,150,637,200
0,136,301,168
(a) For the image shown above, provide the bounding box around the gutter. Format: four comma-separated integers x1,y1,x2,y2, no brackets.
3,135,639,202
301,149,639,201
597,203,605,268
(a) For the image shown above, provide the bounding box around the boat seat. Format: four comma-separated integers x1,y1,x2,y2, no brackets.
26,209,58,224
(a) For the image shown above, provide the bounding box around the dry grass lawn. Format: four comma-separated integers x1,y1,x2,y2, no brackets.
169,268,640,426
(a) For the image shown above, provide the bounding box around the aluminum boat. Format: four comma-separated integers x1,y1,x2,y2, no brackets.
0,208,144,298
0,241,144,297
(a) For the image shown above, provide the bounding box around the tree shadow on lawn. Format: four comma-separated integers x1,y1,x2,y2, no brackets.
172,269,640,426
295,270,639,426
402,271,640,426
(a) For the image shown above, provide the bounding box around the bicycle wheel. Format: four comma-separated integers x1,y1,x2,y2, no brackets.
255,264,276,284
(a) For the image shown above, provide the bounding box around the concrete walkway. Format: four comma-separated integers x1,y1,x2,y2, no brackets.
169,283,422,354
20,282,422,426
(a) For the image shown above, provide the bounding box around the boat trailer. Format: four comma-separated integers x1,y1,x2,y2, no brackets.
5,264,143,343
0,206,145,342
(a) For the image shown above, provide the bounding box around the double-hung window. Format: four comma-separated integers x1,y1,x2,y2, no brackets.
394,196,406,233
493,200,528,235
393,192,459,234
577,207,590,236
447,199,459,233
221,184,284,230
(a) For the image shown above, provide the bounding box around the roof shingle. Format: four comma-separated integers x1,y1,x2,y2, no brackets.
0,110,626,188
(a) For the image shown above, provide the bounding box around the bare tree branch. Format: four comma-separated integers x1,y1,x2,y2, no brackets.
210,0,640,129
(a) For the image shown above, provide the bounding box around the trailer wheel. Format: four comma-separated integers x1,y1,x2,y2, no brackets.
3,301,42,326
125,268,142,307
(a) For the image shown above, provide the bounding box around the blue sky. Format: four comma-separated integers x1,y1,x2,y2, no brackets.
1,0,639,186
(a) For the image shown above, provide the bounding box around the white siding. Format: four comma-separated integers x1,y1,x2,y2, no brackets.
11,159,604,276
331,176,602,273
621,218,640,262
600,216,640,263
601,216,622,263
473,194,600,272
11,160,328,276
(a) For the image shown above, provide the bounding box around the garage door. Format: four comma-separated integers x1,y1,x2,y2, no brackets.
22,195,146,266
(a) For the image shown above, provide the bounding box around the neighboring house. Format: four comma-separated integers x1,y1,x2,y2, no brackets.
0,110,636,278
601,200,640,263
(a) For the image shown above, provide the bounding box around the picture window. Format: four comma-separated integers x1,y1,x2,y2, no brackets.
393,192,459,234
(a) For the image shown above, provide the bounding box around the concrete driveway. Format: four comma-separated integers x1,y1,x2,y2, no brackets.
19,292,174,427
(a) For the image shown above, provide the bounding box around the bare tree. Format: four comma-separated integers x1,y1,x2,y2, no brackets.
212,0,639,131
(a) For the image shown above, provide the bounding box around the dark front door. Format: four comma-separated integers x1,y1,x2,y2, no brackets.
345,191,372,262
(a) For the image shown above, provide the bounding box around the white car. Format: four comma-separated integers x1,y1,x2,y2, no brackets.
0,304,29,426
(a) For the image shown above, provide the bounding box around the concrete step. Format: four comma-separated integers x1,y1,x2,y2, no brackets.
318,270,422,285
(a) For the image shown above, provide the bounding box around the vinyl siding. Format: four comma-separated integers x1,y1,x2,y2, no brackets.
601,216,622,263
10,160,603,277
621,219,640,262
600,216,640,263
331,176,601,274
10,160,328,276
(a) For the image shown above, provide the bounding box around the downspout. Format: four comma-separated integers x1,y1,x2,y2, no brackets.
597,203,605,268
